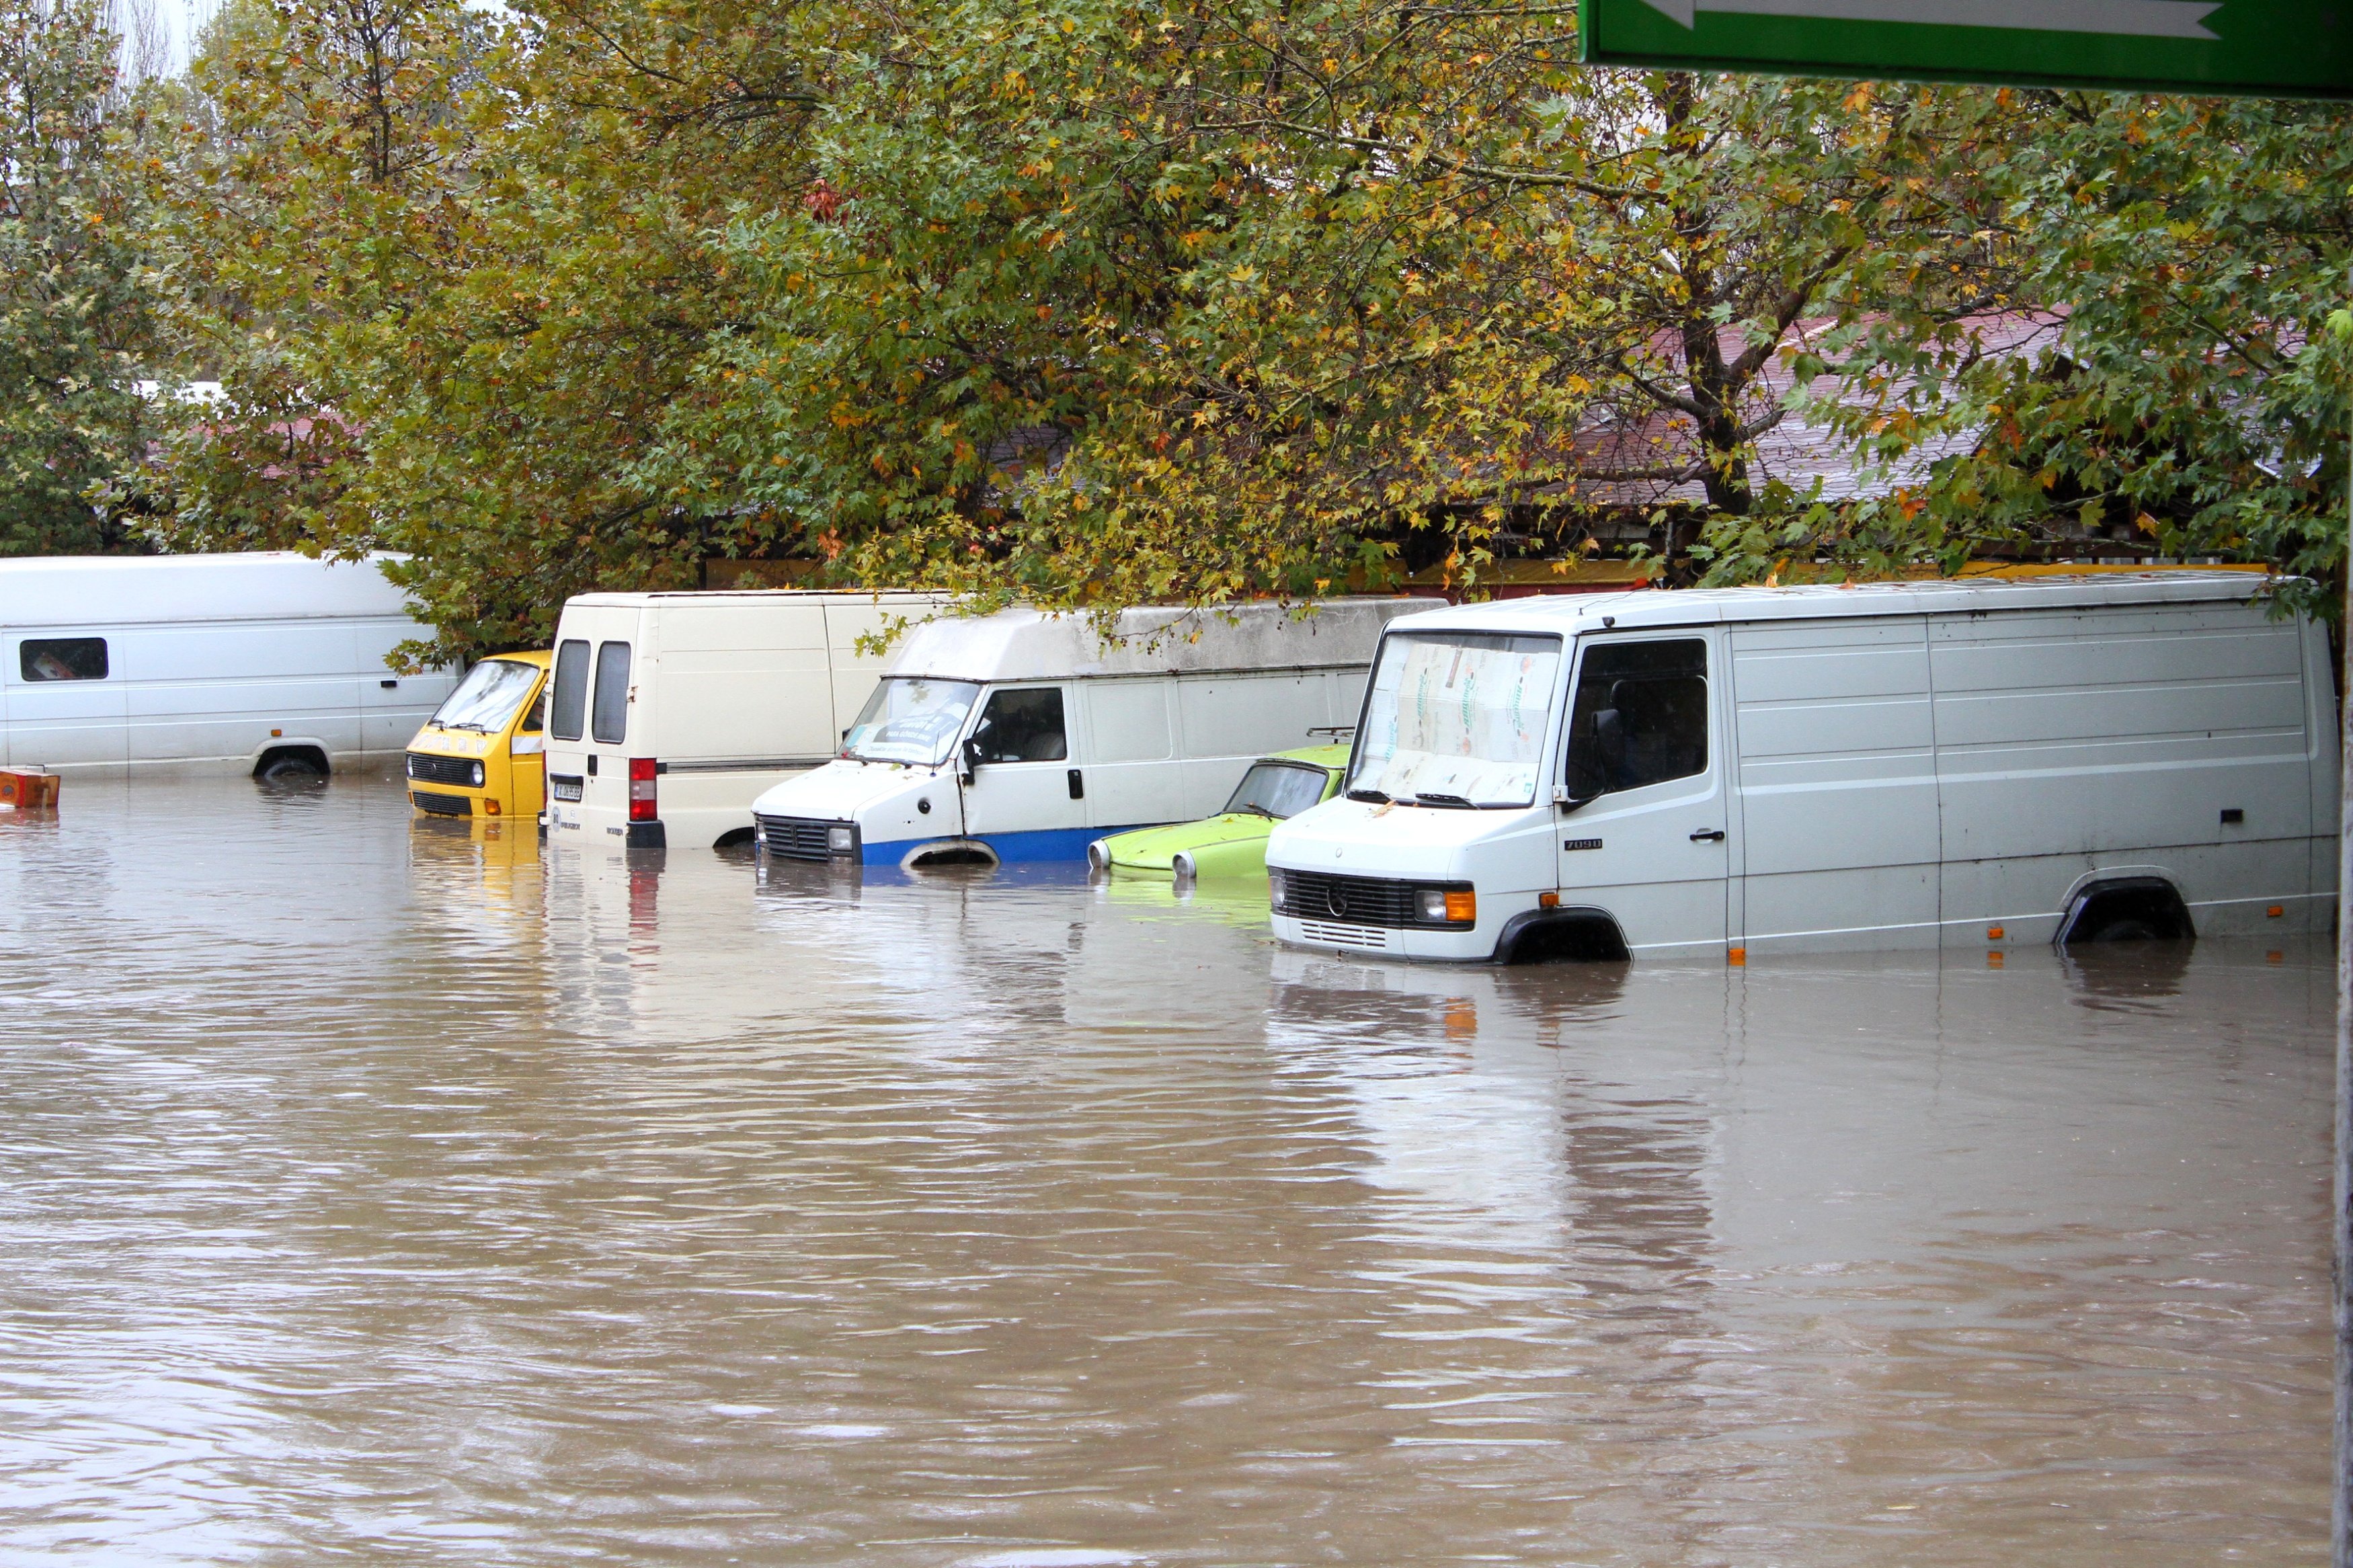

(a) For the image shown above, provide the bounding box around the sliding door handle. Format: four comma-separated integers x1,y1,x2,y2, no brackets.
1689,828,1726,842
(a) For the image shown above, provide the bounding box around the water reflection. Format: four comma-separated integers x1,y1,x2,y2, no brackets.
0,776,2331,1567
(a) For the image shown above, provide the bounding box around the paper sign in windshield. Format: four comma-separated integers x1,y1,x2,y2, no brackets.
1369,641,1560,806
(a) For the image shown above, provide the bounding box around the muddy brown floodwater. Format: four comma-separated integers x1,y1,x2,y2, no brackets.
0,773,2334,1566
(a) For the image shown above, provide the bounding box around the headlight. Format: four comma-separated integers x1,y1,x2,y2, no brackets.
827,824,856,855
1418,887,1476,924
1268,868,1287,907
1171,852,1196,882
470,760,485,788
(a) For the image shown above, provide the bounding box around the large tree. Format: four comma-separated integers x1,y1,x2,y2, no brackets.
0,0,160,554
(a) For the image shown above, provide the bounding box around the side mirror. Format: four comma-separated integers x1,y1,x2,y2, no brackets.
960,735,983,782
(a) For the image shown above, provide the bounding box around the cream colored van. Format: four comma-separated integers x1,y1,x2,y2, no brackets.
542,590,949,850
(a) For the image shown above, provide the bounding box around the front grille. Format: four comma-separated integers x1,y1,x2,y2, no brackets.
1297,919,1392,950
411,790,472,817
758,815,846,862
1276,869,1421,927
406,751,476,788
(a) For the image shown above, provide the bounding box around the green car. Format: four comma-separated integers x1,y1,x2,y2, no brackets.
1086,743,1351,881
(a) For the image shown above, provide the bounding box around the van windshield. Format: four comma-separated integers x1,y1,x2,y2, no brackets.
1347,632,1563,807
430,659,542,733
842,677,983,766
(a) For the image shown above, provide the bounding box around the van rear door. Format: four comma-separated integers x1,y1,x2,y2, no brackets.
10,632,126,766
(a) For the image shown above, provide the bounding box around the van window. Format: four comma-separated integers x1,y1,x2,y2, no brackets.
550,640,590,741
1562,639,1708,799
21,637,107,682
518,686,544,733
592,642,632,745
969,687,1067,764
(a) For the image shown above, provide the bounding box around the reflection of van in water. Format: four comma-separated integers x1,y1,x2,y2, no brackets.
404,650,551,821
1267,573,2339,962
750,600,1433,869
541,590,949,850
0,551,453,776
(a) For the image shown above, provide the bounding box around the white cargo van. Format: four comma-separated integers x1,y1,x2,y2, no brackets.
1266,573,2339,961
749,598,1434,869
542,589,950,850
0,551,452,776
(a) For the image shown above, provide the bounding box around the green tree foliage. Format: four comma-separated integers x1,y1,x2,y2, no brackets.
145,0,2349,656
0,0,159,554
1710,92,2353,608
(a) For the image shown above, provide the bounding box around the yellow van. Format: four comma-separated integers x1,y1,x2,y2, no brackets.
404,650,553,822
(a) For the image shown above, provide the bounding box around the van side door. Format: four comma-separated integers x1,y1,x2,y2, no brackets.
957,684,1084,853
1554,633,1728,955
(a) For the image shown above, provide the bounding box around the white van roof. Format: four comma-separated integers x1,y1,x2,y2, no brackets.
0,550,414,628
561,589,947,610
889,599,1441,683
1381,570,2278,638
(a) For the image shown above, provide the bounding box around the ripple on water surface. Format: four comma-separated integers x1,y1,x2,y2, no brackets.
0,776,2331,1565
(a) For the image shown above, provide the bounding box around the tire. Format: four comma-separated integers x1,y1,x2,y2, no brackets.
257,753,327,784
2083,915,2164,944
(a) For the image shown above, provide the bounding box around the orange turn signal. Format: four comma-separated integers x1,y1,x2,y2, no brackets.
2268,905,2284,919
1987,925,2005,941
1538,891,1560,909
1727,946,1747,966
1443,891,1477,923
483,799,500,816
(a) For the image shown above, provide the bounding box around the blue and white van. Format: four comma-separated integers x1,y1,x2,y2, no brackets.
750,600,1432,870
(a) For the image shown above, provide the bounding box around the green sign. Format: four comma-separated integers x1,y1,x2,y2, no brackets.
1579,0,2353,97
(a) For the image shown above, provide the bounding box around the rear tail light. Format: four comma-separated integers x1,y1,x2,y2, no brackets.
629,757,658,822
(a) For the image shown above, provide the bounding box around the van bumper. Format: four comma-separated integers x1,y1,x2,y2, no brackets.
1270,911,1499,962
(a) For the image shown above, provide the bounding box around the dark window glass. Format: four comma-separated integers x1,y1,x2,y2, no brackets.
1562,638,1708,800
968,687,1066,764
591,641,632,745
1222,761,1330,820
21,637,108,682
518,686,545,733
549,639,590,741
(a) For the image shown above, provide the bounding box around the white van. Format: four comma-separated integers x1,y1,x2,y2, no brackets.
750,599,1434,869
1266,573,2340,961
542,589,950,850
0,551,452,776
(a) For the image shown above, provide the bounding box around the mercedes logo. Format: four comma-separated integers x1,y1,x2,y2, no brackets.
1324,886,1348,919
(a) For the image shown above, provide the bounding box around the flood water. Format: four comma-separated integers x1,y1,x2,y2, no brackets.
0,774,2334,1565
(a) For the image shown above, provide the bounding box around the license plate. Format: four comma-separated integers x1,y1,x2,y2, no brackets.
551,774,584,802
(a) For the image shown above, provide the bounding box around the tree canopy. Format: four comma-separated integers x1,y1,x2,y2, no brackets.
5,0,2344,657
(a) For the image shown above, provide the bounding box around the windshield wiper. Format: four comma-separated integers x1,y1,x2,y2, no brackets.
1345,788,1391,804
1406,792,1476,809
1229,803,1277,819
440,720,491,733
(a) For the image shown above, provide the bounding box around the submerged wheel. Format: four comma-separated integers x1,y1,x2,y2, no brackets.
257,751,328,783
2082,915,2164,944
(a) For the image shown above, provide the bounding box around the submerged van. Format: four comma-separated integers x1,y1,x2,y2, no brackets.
1266,573,2339,961
404,651,552,821
542,590,949,850
750,599,1433,870
0,551,453,776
